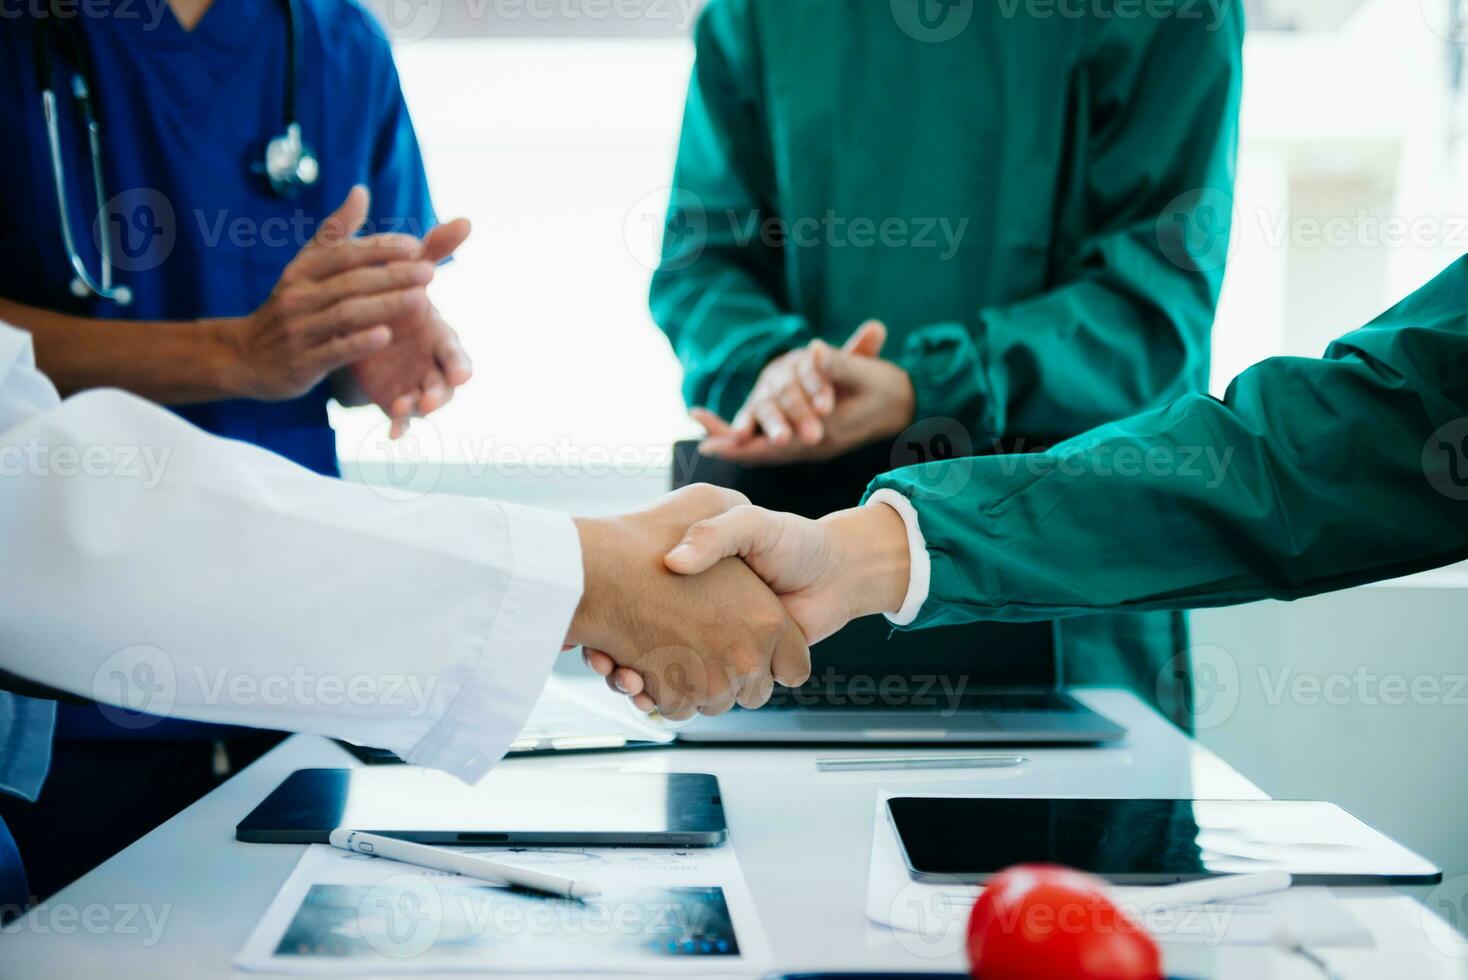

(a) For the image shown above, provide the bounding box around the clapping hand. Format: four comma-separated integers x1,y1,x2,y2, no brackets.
328,190,474,439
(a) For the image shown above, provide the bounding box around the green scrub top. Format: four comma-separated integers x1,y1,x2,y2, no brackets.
652,0,1245,726
867,255,1468,726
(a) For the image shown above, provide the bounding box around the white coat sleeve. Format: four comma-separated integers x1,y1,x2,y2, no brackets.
0,325,582,783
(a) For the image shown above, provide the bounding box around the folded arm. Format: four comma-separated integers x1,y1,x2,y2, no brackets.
897,8,1244,439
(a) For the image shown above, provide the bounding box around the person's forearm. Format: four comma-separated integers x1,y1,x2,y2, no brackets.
0,297,246,403
566,515,629,652
899,271,1214,440
0,368,579,782
821,503,911,621
868,257,1468,628
898,10,1240,439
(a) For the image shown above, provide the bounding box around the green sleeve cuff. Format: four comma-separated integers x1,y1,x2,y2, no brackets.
860,469,993,632
896,321,995,437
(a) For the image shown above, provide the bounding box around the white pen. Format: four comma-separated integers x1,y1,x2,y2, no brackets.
1148,871,1293,907
817,754,1026,772
328,830,603,900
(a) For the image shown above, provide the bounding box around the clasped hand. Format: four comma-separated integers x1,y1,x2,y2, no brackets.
693,321,916,465
573,486,912,718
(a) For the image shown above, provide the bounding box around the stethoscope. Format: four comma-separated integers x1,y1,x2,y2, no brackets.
32,0,320,308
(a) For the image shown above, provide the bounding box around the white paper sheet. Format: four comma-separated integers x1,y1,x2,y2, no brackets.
236,842,772,974
863,797,1374,951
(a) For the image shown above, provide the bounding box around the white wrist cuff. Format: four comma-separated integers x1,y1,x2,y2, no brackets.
865,489,930,627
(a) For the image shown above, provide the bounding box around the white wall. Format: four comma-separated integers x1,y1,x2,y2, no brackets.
1192,587,1468,885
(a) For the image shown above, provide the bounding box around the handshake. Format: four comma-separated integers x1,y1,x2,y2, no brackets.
566,485,913,720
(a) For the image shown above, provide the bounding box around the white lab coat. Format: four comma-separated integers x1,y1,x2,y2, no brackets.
0,324,583,785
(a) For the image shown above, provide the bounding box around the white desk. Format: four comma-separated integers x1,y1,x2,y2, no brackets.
4,688,1464,979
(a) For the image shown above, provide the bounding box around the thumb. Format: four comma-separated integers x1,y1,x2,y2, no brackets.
843,320,887,359
820,345,884,389
421,218,472,264
312,185,370,249
664,506,770,576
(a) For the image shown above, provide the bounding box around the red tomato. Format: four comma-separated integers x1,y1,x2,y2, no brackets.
966,864,1163,980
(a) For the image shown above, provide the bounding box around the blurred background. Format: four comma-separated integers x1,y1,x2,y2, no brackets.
344,0,1468,889
339,0,1468,474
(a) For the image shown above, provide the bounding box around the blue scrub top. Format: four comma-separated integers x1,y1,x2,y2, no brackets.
0,0,437,775
0,0,436,478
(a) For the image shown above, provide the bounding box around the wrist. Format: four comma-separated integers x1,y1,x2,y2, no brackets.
875,362,917,440
819,503,910,620
203,316,255,399
568,516,624,650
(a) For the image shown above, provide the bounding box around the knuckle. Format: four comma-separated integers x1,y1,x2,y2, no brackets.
730,645,766,680
753,603,785,636
300,309,331,334
381,232,419,254
683,521,716,547
275,286,311,318
685,483,722,510
399,288,429,314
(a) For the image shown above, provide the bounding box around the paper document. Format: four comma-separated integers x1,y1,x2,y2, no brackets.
863,797,1373,951
236,842,771,974
507,675,675,754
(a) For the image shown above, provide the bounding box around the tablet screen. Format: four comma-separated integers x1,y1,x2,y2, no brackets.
237,768,727,846
887,797,1441,885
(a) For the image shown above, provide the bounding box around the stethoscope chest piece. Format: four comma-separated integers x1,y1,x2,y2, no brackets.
35,0,313,305
263,122,321,199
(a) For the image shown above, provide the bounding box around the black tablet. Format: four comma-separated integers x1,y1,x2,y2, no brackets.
887,797,1442,886
237,768,727,846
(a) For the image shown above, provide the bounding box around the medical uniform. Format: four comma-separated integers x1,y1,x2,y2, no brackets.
0,0,435,897
867,255,1468,723
0,0,434,477
652,0,1245,724
0,324,583,915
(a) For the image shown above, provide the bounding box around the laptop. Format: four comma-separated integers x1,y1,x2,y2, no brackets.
668,439,1125,744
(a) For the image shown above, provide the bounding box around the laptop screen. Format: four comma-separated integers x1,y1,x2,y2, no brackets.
671,440,1059,694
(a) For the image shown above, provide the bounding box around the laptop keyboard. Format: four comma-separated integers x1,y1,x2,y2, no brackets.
760,690,1070,713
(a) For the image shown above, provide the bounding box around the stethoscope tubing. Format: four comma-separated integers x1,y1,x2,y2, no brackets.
33,0,311,308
